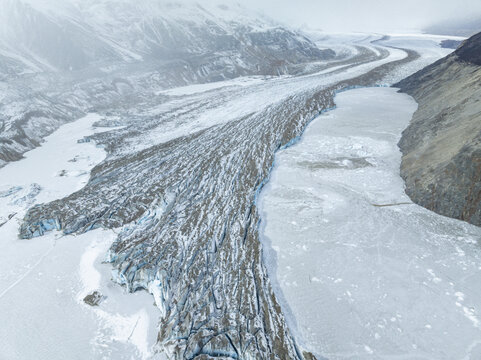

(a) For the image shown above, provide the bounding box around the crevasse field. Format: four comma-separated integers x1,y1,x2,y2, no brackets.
259,87,481,359
0,33,477,359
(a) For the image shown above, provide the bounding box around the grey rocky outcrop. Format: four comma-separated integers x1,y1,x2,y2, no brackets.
395,32,481,226
83,291,105,306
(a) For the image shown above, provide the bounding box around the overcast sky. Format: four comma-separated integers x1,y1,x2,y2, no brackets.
241,0,481,32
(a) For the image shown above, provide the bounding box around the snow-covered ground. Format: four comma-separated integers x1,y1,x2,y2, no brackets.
259,87,481,359
0,114,160,360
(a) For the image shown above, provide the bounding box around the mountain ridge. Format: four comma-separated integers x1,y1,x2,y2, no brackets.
395,31,481,226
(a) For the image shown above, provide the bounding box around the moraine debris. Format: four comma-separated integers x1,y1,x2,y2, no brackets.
83,291,105,306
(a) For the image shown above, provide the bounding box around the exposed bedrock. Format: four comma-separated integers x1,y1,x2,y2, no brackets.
20,50,417,359
395,32,481,226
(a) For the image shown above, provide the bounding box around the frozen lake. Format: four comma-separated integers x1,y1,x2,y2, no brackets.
0,114,160,360
259,87,481,359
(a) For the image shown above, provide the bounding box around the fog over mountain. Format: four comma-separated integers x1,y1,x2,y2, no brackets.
243,0,481,32
7,0,481,33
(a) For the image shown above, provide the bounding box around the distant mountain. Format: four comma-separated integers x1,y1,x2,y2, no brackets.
395,31,481,226
455,31,481,65
424,15,481,37
0,0,334,78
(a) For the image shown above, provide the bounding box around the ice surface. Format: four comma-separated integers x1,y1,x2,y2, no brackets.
0,114,160,359
259,87,481,359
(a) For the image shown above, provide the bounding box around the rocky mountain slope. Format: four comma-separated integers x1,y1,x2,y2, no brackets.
396,32,481,226
0,0,335,76
0,0,335,168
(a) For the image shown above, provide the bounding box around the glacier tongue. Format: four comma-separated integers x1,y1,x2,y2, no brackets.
259,87,481,359
0,30,458,359
16,34,429,358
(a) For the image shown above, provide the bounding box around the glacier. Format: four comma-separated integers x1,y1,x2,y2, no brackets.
0,3,468,356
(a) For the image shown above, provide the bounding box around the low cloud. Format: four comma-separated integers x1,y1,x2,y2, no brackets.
242,0,481,32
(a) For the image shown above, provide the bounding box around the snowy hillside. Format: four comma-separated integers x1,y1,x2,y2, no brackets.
0,0,333,75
